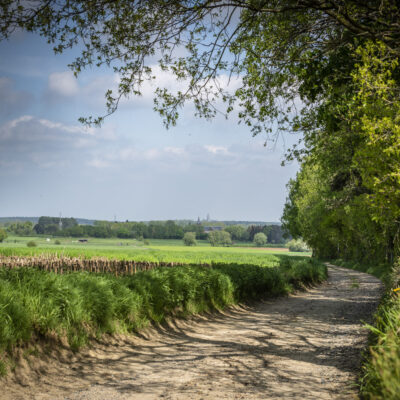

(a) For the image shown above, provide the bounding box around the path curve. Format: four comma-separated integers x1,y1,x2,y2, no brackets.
2,265,383,400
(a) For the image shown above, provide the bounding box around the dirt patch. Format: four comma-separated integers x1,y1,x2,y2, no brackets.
248,247,290,251
0,265,383,400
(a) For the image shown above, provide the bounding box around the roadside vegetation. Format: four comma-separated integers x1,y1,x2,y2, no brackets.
334,259,400,399
0,257,327,376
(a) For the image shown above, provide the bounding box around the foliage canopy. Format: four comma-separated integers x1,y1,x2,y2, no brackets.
1,0,399,138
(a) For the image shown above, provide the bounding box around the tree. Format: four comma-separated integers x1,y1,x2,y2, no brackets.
7,221,33,236
282,40,400,263
287,239,309,252
225,225,248,241
0,228,7,243
1,1,399,133
208,231,232,247
183,232,197,246
253,232,267,247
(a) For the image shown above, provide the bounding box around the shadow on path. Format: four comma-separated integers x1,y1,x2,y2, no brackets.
2,265,383,400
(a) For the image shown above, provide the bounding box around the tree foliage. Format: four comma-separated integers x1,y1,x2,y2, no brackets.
1,1,399,136
208,230,232,247
6,222,33,236
0,228,7,243
253,232,267,247
282,40,400,264
183,232,197,246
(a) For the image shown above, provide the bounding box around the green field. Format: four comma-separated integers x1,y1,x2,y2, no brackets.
0,236,310,266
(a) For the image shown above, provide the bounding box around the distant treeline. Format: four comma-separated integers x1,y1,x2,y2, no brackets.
6,217,286,243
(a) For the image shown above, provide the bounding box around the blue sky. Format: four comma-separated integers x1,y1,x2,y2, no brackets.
0,31,300,222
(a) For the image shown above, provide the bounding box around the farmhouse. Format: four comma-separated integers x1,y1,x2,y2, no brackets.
203,226,223,233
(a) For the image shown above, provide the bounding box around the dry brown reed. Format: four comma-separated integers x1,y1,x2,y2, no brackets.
0,254,209,276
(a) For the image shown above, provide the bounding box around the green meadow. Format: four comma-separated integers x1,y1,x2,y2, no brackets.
0,235,311,266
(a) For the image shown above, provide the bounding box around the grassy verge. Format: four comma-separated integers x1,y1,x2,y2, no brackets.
0,258,327,376
334,258,400,399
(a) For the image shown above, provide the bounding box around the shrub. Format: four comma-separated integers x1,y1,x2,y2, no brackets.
143,239,150,245
208,231,232,247
358,258,400,399
0,229,7,243
253,232,267,247
54,240,61,245
287,239,309,252
183,232,197,246
26,241,37,247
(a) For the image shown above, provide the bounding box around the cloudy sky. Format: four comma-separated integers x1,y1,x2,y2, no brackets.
0,31,300,222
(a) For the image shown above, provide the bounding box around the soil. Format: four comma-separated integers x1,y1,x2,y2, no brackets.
249,247,290,251
1,264,383,400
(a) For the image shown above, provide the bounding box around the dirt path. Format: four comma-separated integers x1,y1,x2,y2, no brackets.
2,265,383,400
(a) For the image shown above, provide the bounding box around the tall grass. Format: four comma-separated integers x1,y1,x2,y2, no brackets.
334,258,400,399
0,258,327,376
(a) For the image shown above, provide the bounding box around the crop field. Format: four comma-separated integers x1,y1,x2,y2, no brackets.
0,236,310,266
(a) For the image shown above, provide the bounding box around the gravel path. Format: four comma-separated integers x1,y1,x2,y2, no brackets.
2,265,383,400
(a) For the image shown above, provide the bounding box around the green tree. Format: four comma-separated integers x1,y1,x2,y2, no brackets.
225,225,248,241
1,1,399,129
208,231,232,247
253,232,267,247
287,239,309,252
7,221,33,236
183,232,197,246
0,228,7,243
282,40,400,264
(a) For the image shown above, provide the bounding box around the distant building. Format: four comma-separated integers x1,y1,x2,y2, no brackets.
203,226,223,233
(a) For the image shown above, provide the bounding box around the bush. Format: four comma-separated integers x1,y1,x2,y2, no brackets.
287,239,309,252
143,239,150,245
26,241,37,247
54,240,61,245
0,229,7,243
253,232,267,247
208,231,232,247
183,232,197,246
357,258,400,399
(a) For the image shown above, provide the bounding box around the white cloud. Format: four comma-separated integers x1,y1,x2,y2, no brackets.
54,64,242,114
0,115,97,143
164,146,185,155
204,145,229,155
48,71,80,97
86,142,286,174
0,115,116,169
87,158,112,169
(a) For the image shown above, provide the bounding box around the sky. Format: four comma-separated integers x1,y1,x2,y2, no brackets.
0,30,301,222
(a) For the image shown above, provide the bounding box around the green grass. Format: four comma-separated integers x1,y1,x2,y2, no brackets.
334,258,400,399
0,257,326,376
0,235,311,266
